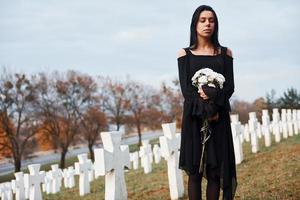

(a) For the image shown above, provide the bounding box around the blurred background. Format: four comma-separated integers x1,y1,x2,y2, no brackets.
1,0,299,101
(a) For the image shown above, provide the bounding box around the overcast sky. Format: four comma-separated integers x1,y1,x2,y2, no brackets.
0,0,299,102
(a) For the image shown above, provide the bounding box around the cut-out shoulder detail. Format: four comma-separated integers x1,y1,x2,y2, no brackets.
177,48,186,59
226,48,233,57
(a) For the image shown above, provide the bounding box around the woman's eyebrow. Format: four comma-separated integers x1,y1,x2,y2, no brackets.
200,17,214,19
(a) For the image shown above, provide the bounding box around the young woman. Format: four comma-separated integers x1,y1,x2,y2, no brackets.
177,5,237,200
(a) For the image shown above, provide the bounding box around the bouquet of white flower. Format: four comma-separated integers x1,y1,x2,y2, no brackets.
191,68,225,92
191,67,226,173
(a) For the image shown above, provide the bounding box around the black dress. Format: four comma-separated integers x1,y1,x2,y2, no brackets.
177,46,237,200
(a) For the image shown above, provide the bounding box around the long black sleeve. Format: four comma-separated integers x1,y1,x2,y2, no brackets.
214,55,235,108
177,55,204,117
177,56,189,99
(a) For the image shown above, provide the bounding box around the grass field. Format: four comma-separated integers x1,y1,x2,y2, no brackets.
1,134,300,199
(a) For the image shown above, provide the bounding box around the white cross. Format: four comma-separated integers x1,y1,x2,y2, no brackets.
243,123,250,142
0,182,13,200
23,173,30,199
272,108,281,142
75,153,92,196
152,144,162,164
230,114,244,164
49,164,63,193
160,122,184,200
44,171,52,194
287,109,294,136
281,109,289,138
67,166,76,188
248,112,259,153
292,109,299,135
11,172,25,200
262,109,271,147
94,131,130,200
142,140,153,163
62,168,69,188
139,140,153,174
129,151,139,170
24,164,45,200
87,159,95,182
256,122,262,139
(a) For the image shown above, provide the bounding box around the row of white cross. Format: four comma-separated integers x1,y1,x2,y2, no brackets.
0,123,183,200
231,108,300,165
1,108,299,200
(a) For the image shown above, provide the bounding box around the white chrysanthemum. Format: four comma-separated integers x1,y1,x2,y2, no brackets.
216,76,225,87
191,76,196,82
216,74,225,82
198,76,208,84
192,67,226,92
191,71,201,82
207,74,214,82
199,68,213,75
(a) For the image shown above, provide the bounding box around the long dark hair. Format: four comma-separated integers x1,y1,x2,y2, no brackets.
189,5,221,54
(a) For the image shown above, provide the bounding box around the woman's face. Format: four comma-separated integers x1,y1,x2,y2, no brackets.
196,10,215,38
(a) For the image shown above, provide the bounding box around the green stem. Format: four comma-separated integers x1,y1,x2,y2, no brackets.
199,119,210,174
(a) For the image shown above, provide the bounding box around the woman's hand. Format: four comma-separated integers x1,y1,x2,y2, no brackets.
199,88,209,100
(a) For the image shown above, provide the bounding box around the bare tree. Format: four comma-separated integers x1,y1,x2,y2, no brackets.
98,76,130,131
141,93,163,130
0,71,39,172
160,81,183,127
35,71,98,168
126,80,161,146
80,107,107,161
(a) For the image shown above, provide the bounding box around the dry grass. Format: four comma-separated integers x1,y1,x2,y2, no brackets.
234,134,300,200
40,134,300,200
